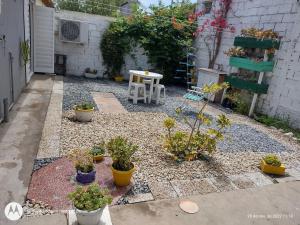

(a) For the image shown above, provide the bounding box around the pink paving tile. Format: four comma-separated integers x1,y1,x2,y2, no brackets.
27,157,133,210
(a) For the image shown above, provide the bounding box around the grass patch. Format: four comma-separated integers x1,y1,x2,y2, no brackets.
254,114,300,140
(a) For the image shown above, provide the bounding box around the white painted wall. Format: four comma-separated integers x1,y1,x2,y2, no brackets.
54,10,150,79
195,0,300,128
54,11,113,77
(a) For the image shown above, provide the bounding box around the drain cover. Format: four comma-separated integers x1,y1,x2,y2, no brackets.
179,200,199,214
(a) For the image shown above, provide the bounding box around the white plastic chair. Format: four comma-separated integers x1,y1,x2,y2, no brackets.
128,82,147,104
153,84,166,104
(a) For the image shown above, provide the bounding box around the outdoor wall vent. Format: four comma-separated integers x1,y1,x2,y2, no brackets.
59,19,88,44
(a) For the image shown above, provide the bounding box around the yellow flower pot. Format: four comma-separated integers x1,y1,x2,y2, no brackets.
111,164,135,187
260,160,285,176
114,76,124,82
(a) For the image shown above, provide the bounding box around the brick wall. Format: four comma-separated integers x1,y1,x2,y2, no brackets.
54,10,149,79
195,0,300,128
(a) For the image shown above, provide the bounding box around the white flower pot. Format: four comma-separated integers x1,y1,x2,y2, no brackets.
75,108,94,122
75,207,104,225
85,73,97,79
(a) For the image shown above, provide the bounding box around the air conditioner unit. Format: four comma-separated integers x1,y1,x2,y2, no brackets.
59,19,88,44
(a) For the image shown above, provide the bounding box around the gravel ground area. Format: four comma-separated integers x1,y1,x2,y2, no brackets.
61,76,300,185
23,199,55,217
60,111,300,183
63,76,297,154
63,76,194,117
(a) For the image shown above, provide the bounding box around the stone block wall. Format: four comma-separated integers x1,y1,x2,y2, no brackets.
195,0,300,128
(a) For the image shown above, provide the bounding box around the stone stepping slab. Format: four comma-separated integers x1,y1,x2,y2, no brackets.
92,92,127,114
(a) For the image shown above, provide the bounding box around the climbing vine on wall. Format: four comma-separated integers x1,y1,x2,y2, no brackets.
192,0,235,68
100,2,197,81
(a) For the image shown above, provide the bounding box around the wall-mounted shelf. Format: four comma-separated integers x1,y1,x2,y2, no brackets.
234,36,280,49
229,57,274,72
224,75,269,94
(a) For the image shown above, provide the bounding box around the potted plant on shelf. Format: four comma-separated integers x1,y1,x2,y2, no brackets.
85,68,98,79
90,143,105,162
69,149,96,184
68,183,112,225
74,102,94,122
260,154,285,175
107,136,138,186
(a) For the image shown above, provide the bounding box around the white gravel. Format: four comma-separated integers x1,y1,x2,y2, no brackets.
60,111,300,183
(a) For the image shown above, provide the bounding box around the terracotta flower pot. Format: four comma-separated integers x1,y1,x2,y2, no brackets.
93,155,104,162
111,164,135,187
76,170,96,184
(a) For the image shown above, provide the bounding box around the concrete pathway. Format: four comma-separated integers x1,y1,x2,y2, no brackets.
110,181,300,225
0,75,54,224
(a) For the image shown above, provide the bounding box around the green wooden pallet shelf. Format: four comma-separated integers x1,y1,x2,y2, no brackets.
229,57,274,72
225,75,269,94
234,36,280,49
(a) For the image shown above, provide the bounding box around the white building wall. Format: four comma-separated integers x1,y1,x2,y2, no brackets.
195,0,300,128
54,10,149,79
24,0,34,82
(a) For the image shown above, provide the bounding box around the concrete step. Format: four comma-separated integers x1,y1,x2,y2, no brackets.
110,181,300,225
18,214,67,225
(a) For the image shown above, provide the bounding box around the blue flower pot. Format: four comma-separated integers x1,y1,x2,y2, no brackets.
76,170,96,184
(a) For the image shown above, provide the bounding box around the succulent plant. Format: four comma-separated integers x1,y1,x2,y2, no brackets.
241,28,279,40
263,154,282,167
74,102,94,110
68,184,112,211
224,47,246,57
90,143,105,156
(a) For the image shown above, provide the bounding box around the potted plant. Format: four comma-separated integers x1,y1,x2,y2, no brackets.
114,75,124,82
261,154,285,175
74,102,94,122
68,183,112,225
69,149,96,184
203,0,213,13
90,143,105,162
85,68,98,79
107,136,138,186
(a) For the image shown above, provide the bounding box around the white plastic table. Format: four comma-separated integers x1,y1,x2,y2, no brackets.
129,70,163,104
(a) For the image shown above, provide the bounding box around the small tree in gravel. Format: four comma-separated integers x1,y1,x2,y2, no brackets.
163,82,231,161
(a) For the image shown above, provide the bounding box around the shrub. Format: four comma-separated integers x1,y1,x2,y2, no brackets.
68,183,112,211
163,83,231,161
107,136,138,171
100,2,197,81
263,154,281,167
75,102,94,111
68,149,94,173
